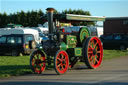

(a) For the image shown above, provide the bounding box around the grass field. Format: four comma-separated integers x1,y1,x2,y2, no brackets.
103,50,128,59
0,50,128,78
0,55,32,78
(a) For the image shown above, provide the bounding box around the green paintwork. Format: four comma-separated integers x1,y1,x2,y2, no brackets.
38,49,47,58
60,42,67,51
66,14,105,21
75,48,82,56
66,35,77,48
79,27,90,43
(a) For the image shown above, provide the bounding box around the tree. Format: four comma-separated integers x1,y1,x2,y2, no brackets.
38,9,44,24
62,8,94,26
0,8,94,28
0,13,2,27
0,12,9,27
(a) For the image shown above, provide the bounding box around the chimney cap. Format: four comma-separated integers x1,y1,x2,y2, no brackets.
46,8,55,12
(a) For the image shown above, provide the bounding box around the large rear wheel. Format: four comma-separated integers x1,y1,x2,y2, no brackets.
83,36,103,69
30,50,46,74
54,50,69,75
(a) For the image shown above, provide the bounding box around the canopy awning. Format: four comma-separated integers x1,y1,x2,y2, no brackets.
54,14,105,22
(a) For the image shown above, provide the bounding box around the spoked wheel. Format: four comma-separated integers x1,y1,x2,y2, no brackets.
30,50,46,74
83,36,103,69
54,50,69,75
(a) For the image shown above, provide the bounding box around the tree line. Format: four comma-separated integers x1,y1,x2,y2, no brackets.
0,8,94,28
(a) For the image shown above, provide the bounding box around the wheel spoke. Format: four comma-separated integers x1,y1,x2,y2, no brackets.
89,43,93,49
90,57,93,65
32,59,35,66
33,55,36,59
57,63,61,68
39,64,42,68
62,63,66,66
89,55,93,61
94,42,98,49
93,56,96,65
88,50,93,54
95,57,99,64
32,62,34,66
40,56,44,61
61,54,64,59
41,60,46,63
37,54,39,59
97,51,101,54
35,64,38,69
57,56,62,62
35,53,39,59
89,53,96,65
35,66,40,73
32,57,36,61
61,64,64,70
91,40,95,48
39,54,41,59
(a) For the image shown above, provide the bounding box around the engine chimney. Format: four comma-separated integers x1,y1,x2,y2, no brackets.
46,8,55,34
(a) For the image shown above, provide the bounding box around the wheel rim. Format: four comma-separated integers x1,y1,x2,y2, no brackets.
55,50,69,74
31,50,46,74
87,37,103,68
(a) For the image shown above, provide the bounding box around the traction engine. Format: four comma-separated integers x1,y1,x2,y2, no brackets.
30,8,105,74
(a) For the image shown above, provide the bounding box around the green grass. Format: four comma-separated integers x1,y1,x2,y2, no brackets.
103,50,128,59
0,50,128,78
0,56,32,78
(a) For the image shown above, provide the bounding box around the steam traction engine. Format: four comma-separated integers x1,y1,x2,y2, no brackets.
30,8,105,74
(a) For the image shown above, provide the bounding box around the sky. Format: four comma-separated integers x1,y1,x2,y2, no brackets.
0,0,128,17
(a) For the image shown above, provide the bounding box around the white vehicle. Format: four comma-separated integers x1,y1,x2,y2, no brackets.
37,23,49,34
0,28,40,44
0,28,41,56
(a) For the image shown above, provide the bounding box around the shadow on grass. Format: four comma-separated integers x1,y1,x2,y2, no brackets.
0,65,32,77
0,64,90,77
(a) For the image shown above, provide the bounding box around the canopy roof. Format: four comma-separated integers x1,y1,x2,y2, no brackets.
54,14,105,22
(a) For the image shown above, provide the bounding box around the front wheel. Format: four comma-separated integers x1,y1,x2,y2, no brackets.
54,50,69,75
30,50,46,74
83,36,103,69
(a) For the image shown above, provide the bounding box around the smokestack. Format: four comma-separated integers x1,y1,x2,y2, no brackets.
46,8,55,34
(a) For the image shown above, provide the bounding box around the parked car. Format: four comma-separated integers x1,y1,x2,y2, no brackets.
0,34,37,56
0,28,40,56
100,35,128,50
